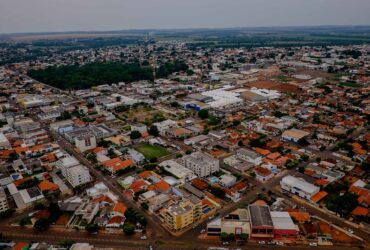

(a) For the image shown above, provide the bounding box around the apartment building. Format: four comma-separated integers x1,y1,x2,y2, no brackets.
183,151,220,177
161,196,202,231
66,165,92,188
0,187,9,213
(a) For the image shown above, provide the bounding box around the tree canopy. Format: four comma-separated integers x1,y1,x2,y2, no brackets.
28,62,154,90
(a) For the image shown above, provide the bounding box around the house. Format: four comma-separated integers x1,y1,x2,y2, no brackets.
7,183,44,210
280,175,320,200
110,202,127,217
153,119,178,135
236,148,262,165
102,158,135,174
254,166,274,182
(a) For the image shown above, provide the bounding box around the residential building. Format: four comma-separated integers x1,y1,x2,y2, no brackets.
0,187,9,213
183,151,220,177
75,134,97,153
161,196,202,231
66,165,92,188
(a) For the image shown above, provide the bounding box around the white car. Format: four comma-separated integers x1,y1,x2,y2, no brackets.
347,229,354,234
258,241,266,245
140,235,147,240
276,241,284,246
309,242,318,247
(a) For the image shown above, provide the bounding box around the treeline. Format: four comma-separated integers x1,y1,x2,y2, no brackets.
156,61,188,78
28,60,189,89
28,62,154,89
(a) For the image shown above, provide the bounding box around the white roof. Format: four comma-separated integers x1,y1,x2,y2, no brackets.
270,211,297,230
281,175,319,194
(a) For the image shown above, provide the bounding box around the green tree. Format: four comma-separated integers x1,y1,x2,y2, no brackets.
130,130,142,140
198,109,209,119
123,224,136,235
34,218,50,231
148,125,159,137
85,223,99,233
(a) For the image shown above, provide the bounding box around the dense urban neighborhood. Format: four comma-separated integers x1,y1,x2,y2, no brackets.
0,28,369,250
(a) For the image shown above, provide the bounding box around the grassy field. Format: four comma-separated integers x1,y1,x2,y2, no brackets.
135,143,170,160
339,82,362,88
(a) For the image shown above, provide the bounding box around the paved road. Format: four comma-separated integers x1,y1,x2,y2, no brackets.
49,129,168,238
3,227,366,250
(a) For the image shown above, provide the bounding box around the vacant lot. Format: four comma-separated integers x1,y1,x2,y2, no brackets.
135,143,170,160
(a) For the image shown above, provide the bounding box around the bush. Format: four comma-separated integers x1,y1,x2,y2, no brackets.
123,224,135,235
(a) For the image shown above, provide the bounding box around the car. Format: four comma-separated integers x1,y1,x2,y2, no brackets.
258,241,266,245
222,241,229,245
200,229,206,234
140,235,147,240
309,242,318,247
267,241,276,245
347,229,354,234
276,242,284,246
148,245,153,250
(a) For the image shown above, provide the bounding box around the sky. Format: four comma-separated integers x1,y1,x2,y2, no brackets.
1,0,370,33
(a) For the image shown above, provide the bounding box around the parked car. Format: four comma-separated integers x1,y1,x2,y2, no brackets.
309,242,318,247
258,241,266,245
140,235,147,240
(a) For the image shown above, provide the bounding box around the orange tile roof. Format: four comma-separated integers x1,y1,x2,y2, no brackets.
351,206,369,216
255,147,271,155
112,202,127,214
289,211,311,222
267,152,281,160
153,180,171,193
103,158,134,172
315,179,330,186
191,178,208,190
232,182,247,191
108,216,124,225
93,195,114,204
311,191,328,203
38,179,59,192
15,146,29,154
254,166,272,176
252,200,268,206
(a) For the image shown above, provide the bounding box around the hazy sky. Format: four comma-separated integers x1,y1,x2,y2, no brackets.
1,0,370,33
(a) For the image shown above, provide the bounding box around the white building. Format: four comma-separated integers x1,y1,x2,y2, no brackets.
235,148,262,165
7,183,44,210
183,151,220,177
280,175,319,199
0,132,10,149
66,165,92,188
159,160,197,183
75,134,97,153
153,119,178,135
282,129,310,143
0,187,9,213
